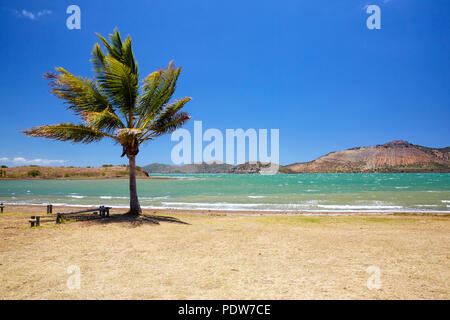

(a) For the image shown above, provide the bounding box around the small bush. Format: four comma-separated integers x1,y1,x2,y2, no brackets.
102,164,113,167
27,169,41,177
1,165,7,168
80,172,94,176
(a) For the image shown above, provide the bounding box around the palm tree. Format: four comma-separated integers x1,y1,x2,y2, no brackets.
23,28,191,215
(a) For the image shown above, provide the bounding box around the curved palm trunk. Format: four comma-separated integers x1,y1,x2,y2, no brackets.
128,155,141,215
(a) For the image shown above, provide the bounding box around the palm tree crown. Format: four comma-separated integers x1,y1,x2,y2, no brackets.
23,28,191,214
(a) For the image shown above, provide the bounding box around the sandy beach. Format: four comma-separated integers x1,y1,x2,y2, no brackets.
0,204,449,299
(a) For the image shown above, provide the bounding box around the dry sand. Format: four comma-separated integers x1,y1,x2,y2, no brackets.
0,205,449,299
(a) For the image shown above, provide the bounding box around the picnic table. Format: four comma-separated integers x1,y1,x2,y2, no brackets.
28,205,111,227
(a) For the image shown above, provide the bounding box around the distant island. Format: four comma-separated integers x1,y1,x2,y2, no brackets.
143,161,279,174
1,140,448,178
144,140,450,174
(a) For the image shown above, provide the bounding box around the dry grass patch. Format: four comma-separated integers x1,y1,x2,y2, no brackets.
0,209,449,299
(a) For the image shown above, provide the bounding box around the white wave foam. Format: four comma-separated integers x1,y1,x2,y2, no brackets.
248,196,265,199
317,204,403,210
415,205,439,207
149,196,170,200
2,200,449,214
160,201,408,211
161,201,268,209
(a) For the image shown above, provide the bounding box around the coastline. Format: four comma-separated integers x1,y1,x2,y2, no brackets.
1,172,449,181
0,176,177,181
3,204,449,217
2,172,450,181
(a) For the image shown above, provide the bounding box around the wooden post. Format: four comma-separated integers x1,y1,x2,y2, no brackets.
36,216,40,227
106,207,110,218
30,216,36,227
0,203,3,213
47,204,53,214
56,213,62,224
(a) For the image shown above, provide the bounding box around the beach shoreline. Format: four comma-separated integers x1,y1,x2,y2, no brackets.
3,204,449,217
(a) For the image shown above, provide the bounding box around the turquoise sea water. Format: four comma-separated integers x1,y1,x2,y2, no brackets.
1,173,449,213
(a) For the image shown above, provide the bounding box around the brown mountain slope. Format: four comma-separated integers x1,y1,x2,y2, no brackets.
284,140,450,173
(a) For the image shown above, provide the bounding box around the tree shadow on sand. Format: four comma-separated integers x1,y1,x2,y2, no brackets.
88,213,190,227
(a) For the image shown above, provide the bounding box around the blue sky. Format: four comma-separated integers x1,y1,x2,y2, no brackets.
0,0,449,167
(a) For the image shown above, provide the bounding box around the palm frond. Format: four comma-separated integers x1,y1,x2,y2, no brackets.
109,28,124,60
91,43,106,74
137,61,181,125
22,123,107,144
146,111,191,138
94,29,138,75
83,108,125,133
45,68,110,116
121,36,138,75
97,56,139,121
143,97,192,139
95,32,122,62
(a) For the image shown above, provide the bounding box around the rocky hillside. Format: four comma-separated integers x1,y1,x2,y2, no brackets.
284,141,450,173
229,162,277,174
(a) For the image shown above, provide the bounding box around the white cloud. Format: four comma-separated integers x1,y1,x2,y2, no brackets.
0,157,66,166
5,8,52,20
21,9,35,20
37,9,52,17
